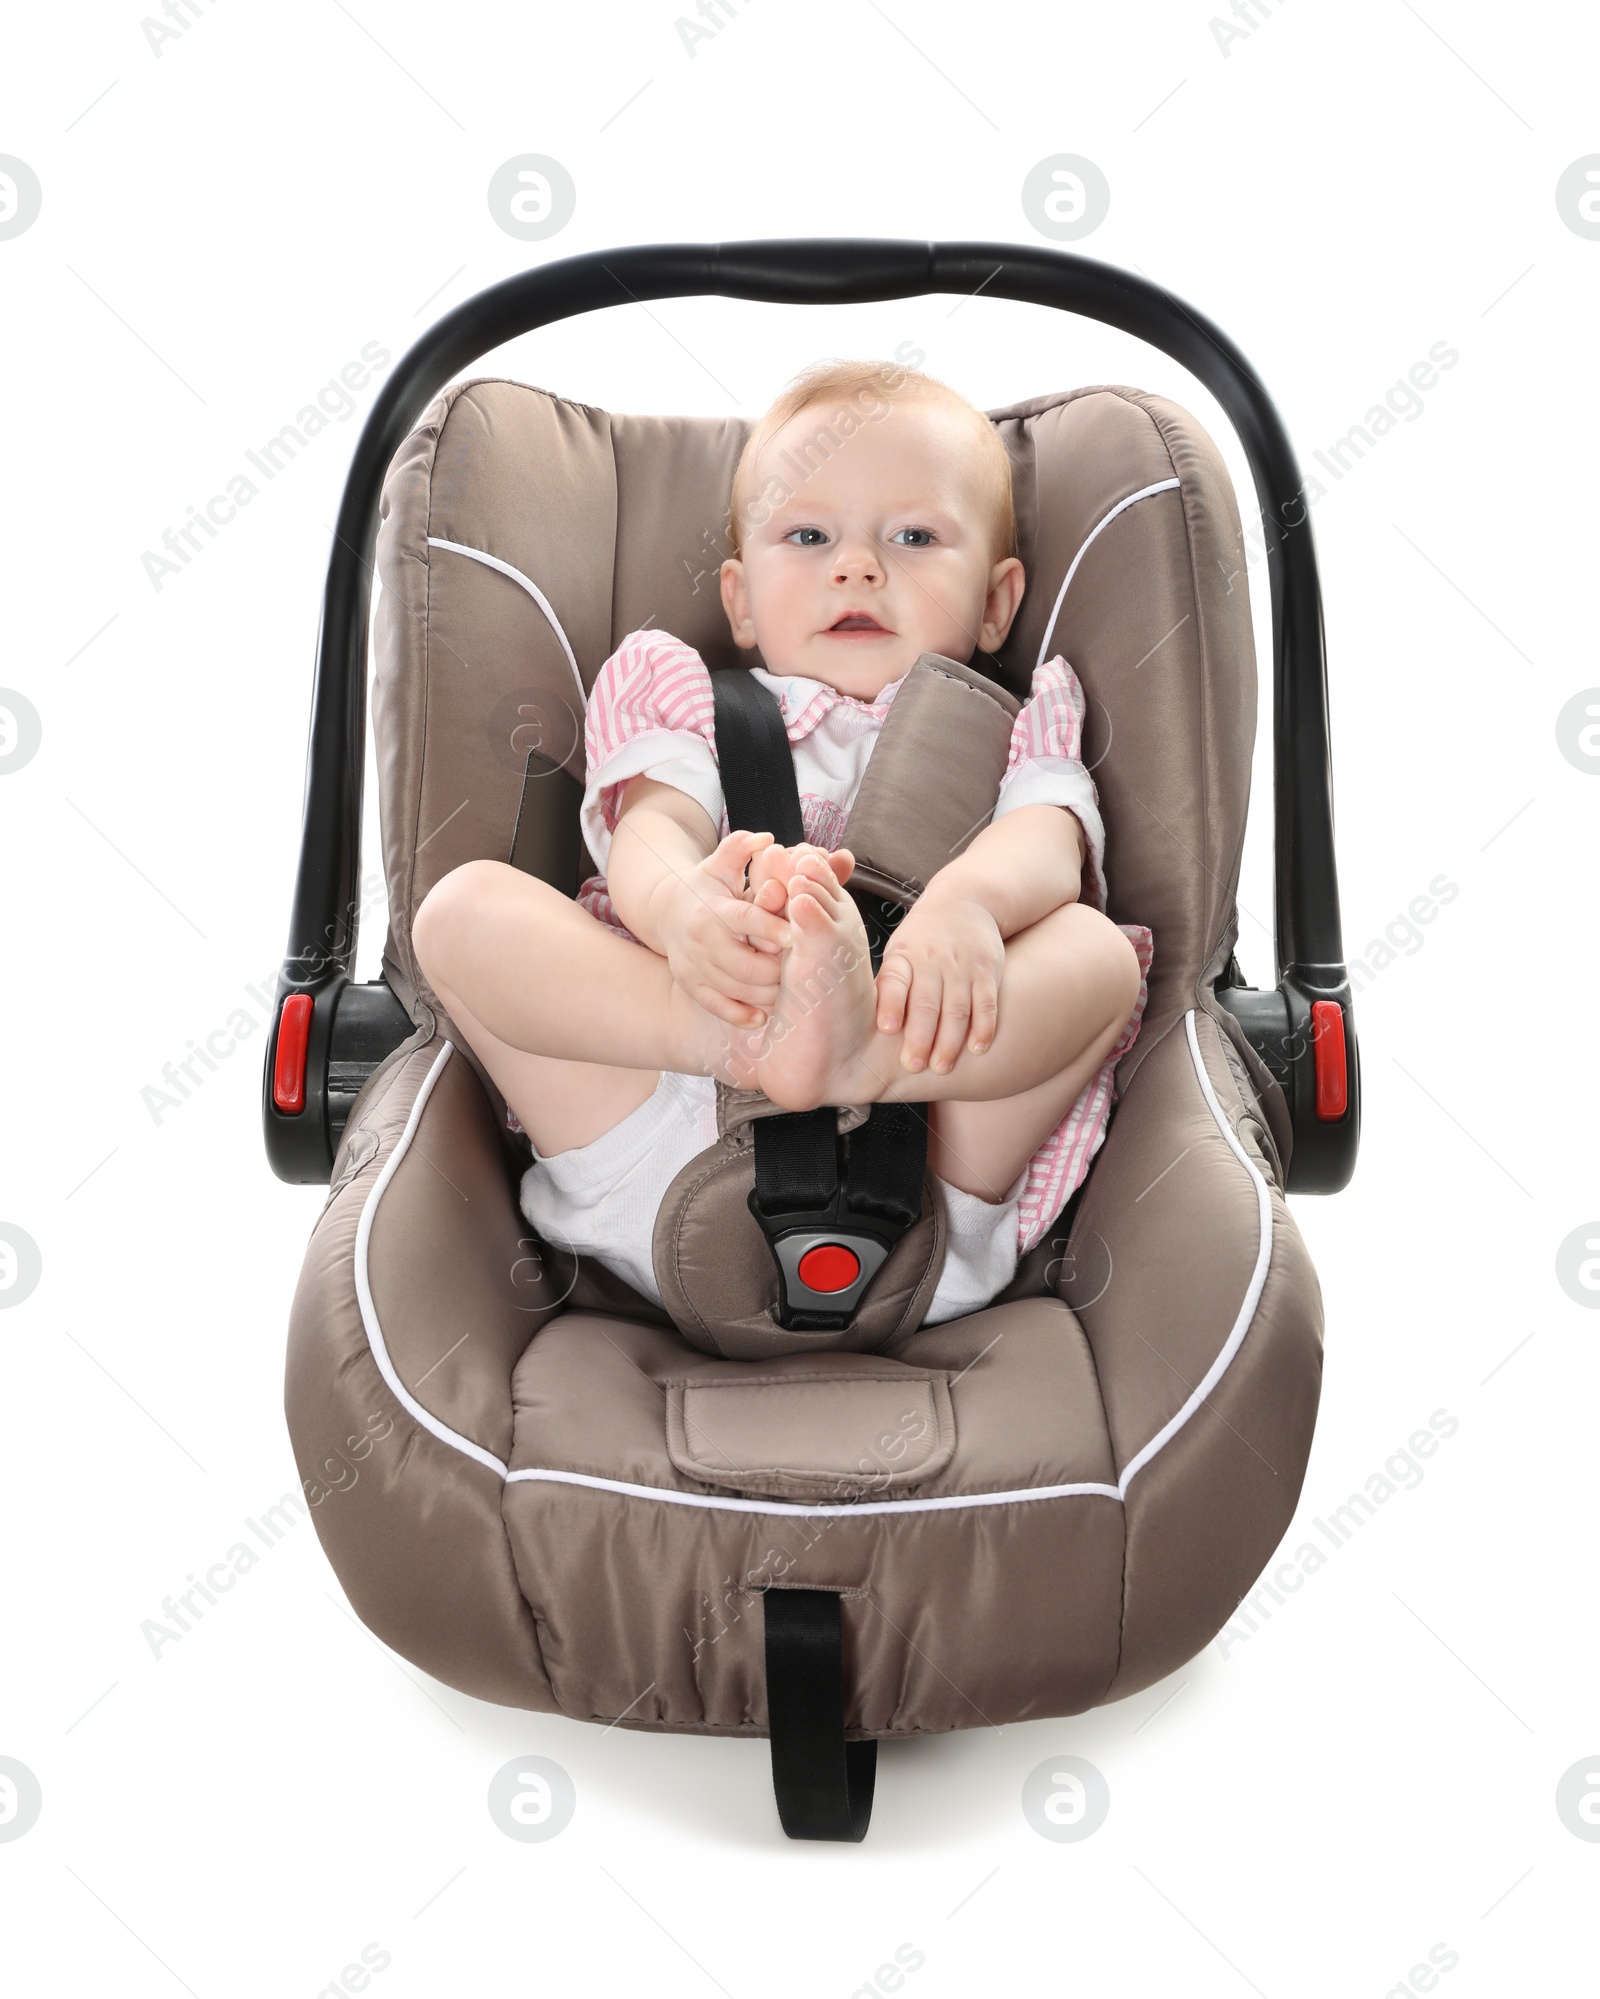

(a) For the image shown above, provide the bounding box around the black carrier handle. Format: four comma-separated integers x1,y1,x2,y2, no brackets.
263,238,1360,1193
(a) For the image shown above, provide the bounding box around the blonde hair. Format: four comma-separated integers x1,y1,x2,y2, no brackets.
725,357,1017,567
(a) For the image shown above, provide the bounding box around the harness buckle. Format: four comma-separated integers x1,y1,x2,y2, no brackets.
747,1190,899,1330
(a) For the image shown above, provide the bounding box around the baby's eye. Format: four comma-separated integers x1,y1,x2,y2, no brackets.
785,526,829,546
889,526,936,547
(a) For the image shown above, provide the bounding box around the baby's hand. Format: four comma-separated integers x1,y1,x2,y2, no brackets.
746,842,855,934
874,890,1005,1073
649,829,794,1027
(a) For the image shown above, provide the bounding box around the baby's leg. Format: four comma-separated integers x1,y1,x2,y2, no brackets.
412,858,750,1155
925,1000,1134,1206
420,977,659,1158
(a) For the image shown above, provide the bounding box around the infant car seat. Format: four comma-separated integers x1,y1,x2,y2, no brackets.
264,240,1360,1841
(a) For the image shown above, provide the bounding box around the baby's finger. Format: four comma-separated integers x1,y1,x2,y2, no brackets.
710,930,785,988
899,968,944,1072
716,979,781,1017
720,898,790,951
704,828,773,894
693,981,767,1028
875,955,912,1034
967,973,999,1054
928,984,972,1075
720,952,784,1005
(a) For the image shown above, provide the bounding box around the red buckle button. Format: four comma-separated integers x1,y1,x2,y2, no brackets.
1310,1000,1347,1120
797,1244,861,1294
273,994,313,1113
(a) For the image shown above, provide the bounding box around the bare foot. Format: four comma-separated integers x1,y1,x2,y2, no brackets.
746,841,854,933
752,853,880,1111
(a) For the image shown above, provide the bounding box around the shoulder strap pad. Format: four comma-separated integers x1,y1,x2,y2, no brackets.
841,652,1021,907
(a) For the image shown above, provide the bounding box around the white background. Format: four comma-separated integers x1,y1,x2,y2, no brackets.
3,2,1597,1993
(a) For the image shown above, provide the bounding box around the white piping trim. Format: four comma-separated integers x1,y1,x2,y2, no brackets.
1034,478,1182,672
425,537,587,710
505,1467,1121,1516
1113,1011,1274,1492
352,1013,1272,1513
352,1041,511,1478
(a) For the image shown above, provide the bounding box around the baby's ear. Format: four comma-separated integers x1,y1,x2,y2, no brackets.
719,557,756,648
982,555,1027,648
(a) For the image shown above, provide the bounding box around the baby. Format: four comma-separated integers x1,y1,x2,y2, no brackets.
412,359,1153,1325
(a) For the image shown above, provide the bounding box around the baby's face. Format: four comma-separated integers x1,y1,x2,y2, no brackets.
719,398,1025,698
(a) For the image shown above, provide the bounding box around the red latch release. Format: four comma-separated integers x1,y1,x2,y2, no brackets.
1310,1001,1348,1120
797,1244,862,1294
273,994,313,1114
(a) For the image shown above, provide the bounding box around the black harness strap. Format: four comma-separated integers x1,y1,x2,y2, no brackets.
708,665,805,848
749,1102,925,1234
840,1099,927,1230
751,1108,838,1215
709,667,928,1332
708,666,900,968
763,1589,876,1841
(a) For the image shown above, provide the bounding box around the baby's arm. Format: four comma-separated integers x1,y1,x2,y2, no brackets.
606,776,792,1027
874,805,1086,1073
930,803,1084,933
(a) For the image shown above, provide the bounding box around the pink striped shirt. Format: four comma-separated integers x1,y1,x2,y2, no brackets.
513,629,1154,1254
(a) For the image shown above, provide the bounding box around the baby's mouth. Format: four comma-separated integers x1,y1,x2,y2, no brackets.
825,614,892,636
